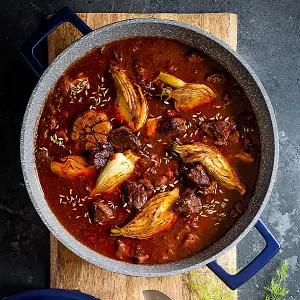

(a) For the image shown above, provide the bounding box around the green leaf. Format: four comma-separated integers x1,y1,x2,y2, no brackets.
264,260,290,300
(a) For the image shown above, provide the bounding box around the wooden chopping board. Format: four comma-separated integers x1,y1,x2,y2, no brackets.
48,13,238,300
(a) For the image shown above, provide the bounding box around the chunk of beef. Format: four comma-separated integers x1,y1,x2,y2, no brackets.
124,181,148,211
229,130,240,144
184,49,205,63
182,232,200,249
138,157,155,169
175,188,203,216
199,181,217,195
186,165,211,188
159,118,186,136
154,175,168,187
227,117,237,131
88,143,113,167
116,240,132,260
235,200,245,213
89,201,114,224
229,208,239,218
200,120,231,145
205,71,227,84
108,126,140,151
139,178,154,197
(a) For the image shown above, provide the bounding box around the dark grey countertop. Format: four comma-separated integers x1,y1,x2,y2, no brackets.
1,0,299,299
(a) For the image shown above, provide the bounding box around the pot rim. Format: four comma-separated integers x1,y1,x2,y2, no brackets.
20,18,279,277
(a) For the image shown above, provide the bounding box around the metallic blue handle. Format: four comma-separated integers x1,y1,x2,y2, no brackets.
207,219,280,290
19,7,92,77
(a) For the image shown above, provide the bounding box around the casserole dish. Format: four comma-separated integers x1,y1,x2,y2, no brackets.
20,7,279,289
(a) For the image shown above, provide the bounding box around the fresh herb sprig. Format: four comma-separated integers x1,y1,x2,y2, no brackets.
187,269,235,300
265,260,289,300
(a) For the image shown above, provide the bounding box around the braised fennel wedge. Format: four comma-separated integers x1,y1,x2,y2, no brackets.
110,65,148,131
92,151,139,195
50,155,96,179
157,72,216,111
173,142,247,195
111,188,179,239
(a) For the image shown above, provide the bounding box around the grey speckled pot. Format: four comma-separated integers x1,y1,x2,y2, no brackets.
21,18,278,277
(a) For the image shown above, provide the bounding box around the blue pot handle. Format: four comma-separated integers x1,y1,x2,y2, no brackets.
19,6,92,77
207,219,280,290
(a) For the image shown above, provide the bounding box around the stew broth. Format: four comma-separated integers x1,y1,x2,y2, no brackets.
35,37,260,264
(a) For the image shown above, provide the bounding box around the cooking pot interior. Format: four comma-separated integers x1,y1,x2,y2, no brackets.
21,19,278,276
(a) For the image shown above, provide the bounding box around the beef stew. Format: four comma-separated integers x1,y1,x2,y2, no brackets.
35,37,260,264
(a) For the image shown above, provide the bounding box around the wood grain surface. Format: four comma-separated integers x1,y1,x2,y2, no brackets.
48,12,238,300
